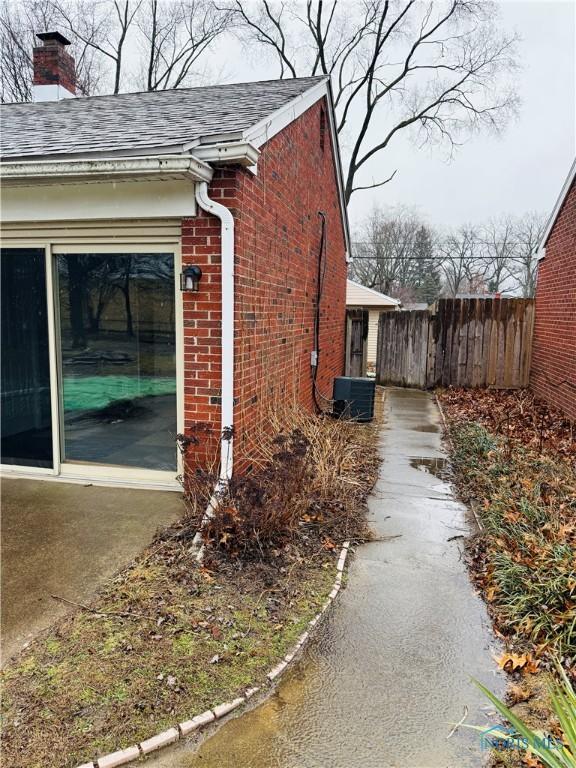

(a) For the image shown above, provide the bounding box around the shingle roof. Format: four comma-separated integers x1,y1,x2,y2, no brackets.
0,76,325,160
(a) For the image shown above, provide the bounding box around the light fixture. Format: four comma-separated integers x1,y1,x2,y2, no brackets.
180,265,202,292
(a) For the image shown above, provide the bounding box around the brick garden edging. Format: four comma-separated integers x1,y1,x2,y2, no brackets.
76,541,351,768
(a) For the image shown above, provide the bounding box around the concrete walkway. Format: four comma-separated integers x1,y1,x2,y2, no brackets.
1,478,182,663
148,388,501,768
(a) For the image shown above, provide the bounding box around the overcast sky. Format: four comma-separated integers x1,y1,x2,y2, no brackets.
204,0,575,231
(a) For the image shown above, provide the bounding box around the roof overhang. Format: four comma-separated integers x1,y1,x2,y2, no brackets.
0,154,213,187
191,140,260,167
346,279,400,306
0,77,351,257
538,157,576,260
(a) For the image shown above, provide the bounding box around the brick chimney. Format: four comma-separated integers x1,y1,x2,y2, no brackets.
33,31,76,102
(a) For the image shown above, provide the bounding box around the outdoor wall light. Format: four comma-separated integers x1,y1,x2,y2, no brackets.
181,265,202,292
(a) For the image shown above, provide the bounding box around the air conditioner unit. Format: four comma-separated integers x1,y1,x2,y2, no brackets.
332,377,376,422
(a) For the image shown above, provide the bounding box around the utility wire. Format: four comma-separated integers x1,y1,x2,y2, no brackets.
349,255,535,261
352,240,540,246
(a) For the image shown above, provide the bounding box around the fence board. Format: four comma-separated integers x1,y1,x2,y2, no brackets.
376,298,535,390
376,310,430,387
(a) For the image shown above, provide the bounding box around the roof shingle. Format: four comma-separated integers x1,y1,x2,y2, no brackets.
0,76,325,160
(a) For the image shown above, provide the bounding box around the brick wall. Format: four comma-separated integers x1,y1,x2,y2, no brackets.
530,179,576,421
33,40,76,93
181,98,348,472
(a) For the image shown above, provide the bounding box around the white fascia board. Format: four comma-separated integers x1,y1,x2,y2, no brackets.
324,79,352,261
538,158,576,255
241,77,352,260
191,141,260,168
0,154,213,186
243,79,330,148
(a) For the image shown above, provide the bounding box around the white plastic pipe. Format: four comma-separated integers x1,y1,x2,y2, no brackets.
195,181,235,481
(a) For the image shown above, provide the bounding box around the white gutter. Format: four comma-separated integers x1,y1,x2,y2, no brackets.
0,155,213,185
195,181,235,483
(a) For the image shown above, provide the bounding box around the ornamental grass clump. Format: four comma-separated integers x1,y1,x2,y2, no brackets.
448,420,576,661
180,406,379,562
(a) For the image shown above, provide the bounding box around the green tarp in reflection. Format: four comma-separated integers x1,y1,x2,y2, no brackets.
63,375,176,411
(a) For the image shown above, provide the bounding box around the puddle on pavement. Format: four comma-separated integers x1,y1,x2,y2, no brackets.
408,456,449,479
413,423,440,433
146,389,501,768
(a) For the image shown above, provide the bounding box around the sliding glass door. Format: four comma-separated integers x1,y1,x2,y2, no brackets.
1,245,179,479
56,252,178,472
1,248,53,468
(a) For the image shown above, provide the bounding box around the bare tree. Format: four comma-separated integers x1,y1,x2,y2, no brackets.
223,1,519,202
53,0,141,94
437,225,486,296
1,0,228,99
350,206,441,301
480,216,518,293
0,0,105,101
509,212,546,297
137,0,229,91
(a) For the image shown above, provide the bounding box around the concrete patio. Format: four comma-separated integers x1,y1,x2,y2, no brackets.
1,478,182,664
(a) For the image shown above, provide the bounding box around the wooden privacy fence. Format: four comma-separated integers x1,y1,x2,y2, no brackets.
376,298,535,389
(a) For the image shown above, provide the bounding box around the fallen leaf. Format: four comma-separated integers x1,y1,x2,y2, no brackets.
509,683,532,704
494,651,540,674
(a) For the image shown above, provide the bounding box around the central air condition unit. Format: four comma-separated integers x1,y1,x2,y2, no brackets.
332,377,376,422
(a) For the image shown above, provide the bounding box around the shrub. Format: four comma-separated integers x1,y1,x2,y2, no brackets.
179,406,379,562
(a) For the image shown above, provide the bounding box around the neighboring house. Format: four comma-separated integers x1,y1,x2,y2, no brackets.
0,32,350,488
346,280,399,372
530,159,576,421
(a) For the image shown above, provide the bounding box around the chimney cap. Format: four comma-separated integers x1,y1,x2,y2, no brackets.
36,31,72,46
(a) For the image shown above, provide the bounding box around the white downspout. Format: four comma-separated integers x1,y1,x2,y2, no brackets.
194,181,235,482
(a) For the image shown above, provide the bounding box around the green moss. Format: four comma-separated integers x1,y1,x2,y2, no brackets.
45,639,61,655
73,718,94,735
106,684,129,703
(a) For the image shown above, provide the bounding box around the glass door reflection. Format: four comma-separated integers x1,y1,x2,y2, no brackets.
57,253,177,471
1,248,53,468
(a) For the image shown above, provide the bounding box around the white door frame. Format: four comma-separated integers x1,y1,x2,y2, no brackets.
1,239,184,490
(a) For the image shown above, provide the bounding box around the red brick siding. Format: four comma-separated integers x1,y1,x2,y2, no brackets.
530,179,576,421
181,98,347,472
33,42,76,93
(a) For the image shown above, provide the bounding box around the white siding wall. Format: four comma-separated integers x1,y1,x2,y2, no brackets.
367,310,380,367
367,308,395,368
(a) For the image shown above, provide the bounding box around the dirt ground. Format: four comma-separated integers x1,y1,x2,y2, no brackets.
1,411,380,768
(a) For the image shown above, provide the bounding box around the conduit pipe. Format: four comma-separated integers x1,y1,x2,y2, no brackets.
194,181,235,483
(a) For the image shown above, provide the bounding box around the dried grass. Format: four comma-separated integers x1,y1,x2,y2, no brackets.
179,403,381,562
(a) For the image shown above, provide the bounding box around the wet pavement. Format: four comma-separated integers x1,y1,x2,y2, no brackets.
145,389,502,767
1,478,182,663
146,388,502,768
